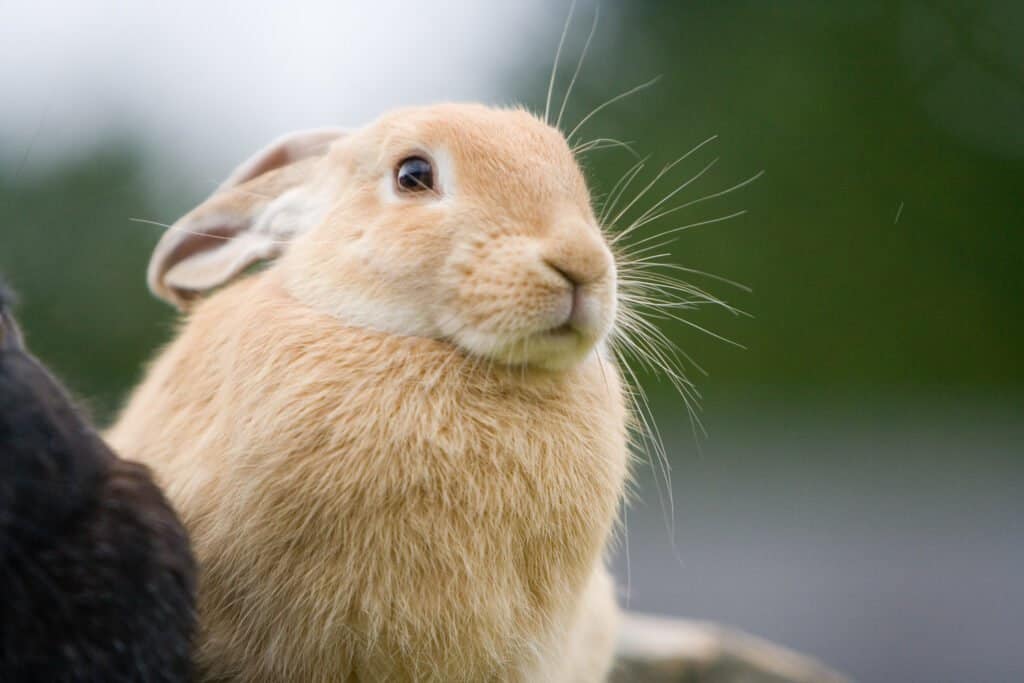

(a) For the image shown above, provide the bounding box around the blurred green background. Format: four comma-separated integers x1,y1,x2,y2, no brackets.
1,2,1021,681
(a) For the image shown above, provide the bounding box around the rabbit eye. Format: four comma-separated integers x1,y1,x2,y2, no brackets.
395,156,434,193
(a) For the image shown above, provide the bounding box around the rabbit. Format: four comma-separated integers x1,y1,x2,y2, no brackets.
0,282,197,682
107,103,630,682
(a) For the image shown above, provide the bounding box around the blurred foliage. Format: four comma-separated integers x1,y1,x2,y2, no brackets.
525,0,1023,398
1,1,1022,425
0,148,175,420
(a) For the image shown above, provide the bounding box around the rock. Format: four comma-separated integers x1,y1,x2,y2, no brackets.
612,613,850,683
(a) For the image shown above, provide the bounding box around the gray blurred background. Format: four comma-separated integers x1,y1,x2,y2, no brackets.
1,2,1021,681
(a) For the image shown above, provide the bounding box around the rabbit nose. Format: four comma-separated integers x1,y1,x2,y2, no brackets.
542,233,612,333
541,230,612,289
543,261,605,333
544,261,583,289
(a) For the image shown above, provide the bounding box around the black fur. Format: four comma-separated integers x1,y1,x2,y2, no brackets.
0,284,197,682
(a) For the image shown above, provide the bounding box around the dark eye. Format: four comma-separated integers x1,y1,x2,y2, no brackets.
395,156,434,193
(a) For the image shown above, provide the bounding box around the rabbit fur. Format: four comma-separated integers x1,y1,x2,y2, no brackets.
108,103,629,682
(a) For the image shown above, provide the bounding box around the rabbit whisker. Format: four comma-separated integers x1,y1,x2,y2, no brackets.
555,4,599,131
605,135,717,229
616,170,765,243
618,210,747,249
572,137,640,158
545,0,578,125
129,217,340,247
621,157,720,235
566,75,662,143
598,158,648,226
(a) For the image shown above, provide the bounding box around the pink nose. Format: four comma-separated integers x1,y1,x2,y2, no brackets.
569,284,602,332
545,261,604,333
540,222,612,289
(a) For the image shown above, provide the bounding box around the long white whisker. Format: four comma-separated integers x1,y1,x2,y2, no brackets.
545,0,578,125
621,280,739,320
668,313,746,349
620,260,751,293
128,217,319,247
628,157,719,228
617,157,719,241
555,4,599,130
618,210,748,248
622,502,631,607
602,144,762,556
620,283,744,317
619,309,708,379
566,75,662,142
614,348,676,533
608,135,717,228
599,158,648,225
572,138,640,157
618,169,765,241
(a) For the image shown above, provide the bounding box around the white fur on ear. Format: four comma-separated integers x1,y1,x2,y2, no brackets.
148,128,347,309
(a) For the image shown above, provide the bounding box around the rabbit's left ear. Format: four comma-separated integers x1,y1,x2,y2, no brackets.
147,128,346,309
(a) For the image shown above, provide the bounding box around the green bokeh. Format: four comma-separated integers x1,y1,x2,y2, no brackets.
523,1,1023,402
1,1,1021,419
1,4,1021,679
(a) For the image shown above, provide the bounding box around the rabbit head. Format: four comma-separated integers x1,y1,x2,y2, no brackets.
150,104,617,370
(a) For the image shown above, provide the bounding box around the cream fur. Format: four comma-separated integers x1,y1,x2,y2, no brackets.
108,103,629,682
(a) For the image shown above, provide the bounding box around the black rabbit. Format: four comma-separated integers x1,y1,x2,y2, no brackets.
0,283,196,682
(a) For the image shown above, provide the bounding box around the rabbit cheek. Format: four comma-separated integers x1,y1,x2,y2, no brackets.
438,242,575,364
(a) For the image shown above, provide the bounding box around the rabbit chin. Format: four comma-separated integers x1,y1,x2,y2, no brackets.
448,325,605,371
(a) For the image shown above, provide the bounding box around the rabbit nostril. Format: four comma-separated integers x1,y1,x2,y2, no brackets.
544,260,582,288
541,240,611,289
541,260,605,334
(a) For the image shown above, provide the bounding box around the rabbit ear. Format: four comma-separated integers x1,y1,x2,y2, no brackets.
215,128,345,192
148,128,346,309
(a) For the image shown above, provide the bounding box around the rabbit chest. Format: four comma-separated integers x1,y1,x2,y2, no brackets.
108,275,629,680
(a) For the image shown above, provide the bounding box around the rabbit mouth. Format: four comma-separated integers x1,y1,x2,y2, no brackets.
438,286,614,370
544,321,577,337
506,318,605,369
540,287,609,342
442,321,599,372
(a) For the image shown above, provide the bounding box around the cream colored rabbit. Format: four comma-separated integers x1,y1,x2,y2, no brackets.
108,104,629,682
